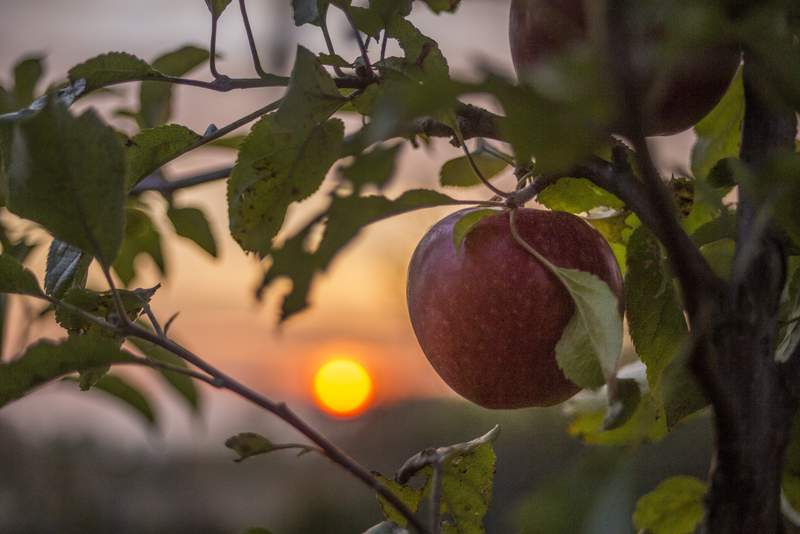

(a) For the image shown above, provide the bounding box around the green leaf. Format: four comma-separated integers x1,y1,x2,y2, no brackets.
0,335,135,407
208,134,247,150
128,335,200,412
68,52,159,94
225,432,315,462
13,55,44,106
633,476,707,534
369,0,412,25
318,53,351,68
125,124,201,189
205,0,234,18
568,391,667,446
659,346,708,428
0,253,43,297
45,240,91,299
339,143,403,192
385,16,449,80
439,153,508,188
140,46,210,128
452,208,499,250
347,6,383,39
114,207,165,286
78,364,110,391
68,373,157,426
167,205,217,257
420,0,461,13
537,178,624,213
258,189,459,320
275,46,346,132
292,0,328,26
699,239,735,281
625,227,688,388
227,116,344,255
7,102,125,266
691,68,744,180
55,286,157,335
374,473,424,527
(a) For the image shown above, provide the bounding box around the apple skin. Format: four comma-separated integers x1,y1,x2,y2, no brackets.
406,208,624,409
508,0,741,136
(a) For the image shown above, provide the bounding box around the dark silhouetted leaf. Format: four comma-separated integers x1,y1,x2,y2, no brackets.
225,432,315,462
0,253,43,297
125,124,201,189
140,46,210,128
7,102,125,266
68,52,159,94
114,207,165,286
339,143,402,192
12,55,44,106
439,153,507,188
0,335,135,407
205,0,234,18
167,205,217,257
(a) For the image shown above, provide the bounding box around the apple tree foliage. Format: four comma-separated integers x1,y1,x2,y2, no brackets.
0,0,799,532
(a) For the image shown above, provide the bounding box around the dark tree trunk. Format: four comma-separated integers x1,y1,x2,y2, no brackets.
697,53,798,533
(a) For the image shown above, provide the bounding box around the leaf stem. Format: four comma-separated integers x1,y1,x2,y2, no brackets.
238,0,269,79
320,9,347,78
209,14,222,79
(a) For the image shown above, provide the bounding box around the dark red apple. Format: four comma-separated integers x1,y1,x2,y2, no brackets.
508,0,741,136
406,208,623,408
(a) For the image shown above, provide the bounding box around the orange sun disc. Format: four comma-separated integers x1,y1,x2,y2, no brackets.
313,359,373,417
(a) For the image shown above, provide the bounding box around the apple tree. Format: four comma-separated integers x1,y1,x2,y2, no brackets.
1,0,799,532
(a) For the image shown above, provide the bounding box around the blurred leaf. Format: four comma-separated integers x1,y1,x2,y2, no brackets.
167,205,217,257
439,153,507,188
339,143,402,192
7,102,125,266
691,210,737,247
68,52,159,94
603,378,642,431
783,410,800,515
114,207,166,286
0,253,43,297
128,335,200,412
318,53,351,68
140,46,210,128
633,476,706,534
275,46,346,132
538,178,624,213
625,227,688,388
70,373,157,426
208,134,246,150
699,239,735,281
659,346,708,428
205,0,234,18
385,16,449,80
568,392,667,446
0,334,134,407
369,0,412,25
259,189,458,321
125,124,201,189
347,6,383,39
45,240,90,299
420,0,460,14
77,365,110,391
292,0,328,26
777,269,800,364
362,522,409,534
12,55,44,106
225,432,315,462
452,208,498,250
228,115,344,256
691,69,744,180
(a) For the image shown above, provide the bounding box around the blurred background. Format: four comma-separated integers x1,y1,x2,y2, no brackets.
0,1,710,532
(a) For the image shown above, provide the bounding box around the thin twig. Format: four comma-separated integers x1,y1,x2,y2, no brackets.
458,138,512,199
320,9,347,78
209,14,222,79
344,10,373,74
120,355,219,387
238,0,268,79
131,167,232,196
163,311,180,335
380,31,389,62
120,321,430,534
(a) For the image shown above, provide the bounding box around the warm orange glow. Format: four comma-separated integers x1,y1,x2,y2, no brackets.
313,358,373,417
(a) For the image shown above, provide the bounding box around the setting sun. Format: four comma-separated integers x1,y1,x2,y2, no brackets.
313,359,373,417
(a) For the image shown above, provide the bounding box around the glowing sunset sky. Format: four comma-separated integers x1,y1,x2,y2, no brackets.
0,0,695,439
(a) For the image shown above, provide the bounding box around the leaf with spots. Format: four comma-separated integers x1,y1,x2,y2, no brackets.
227,115,344,256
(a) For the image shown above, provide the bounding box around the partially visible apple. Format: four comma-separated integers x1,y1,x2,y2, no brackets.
509,0,740,136
406,208,624,409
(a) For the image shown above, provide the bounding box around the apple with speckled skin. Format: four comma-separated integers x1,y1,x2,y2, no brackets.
509,0,740,136
406,208,624,408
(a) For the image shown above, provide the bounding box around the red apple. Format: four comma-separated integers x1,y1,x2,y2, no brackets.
406,208,624,408
508,0,740,136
